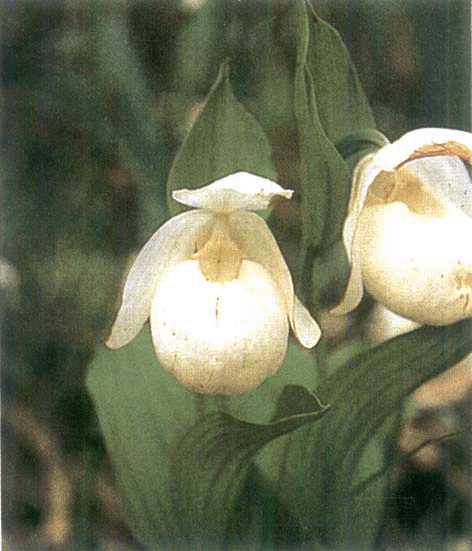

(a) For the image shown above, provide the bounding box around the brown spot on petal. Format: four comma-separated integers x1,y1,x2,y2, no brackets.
455,270,472,313
455,270,472,290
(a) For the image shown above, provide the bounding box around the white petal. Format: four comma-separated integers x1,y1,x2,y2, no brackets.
357,202,472,325
330,153,381,316
228,210,321,347
373,128,472,171
293,296,322,348
172,171,293,212
105,210,213,349
151,259,289,395
341,152,381,263
330,234,363,316
343,129,472,263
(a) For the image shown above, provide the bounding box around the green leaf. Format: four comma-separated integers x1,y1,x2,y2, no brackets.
87,326,321,549
294,1,377,256
173,385,329,547
271,318,472,549
167,60,276,216
306,2,375,145
292,11,345,272
87,327,199,549
335,129,389,163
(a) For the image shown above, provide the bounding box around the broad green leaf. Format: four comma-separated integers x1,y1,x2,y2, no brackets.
87,327,199,549
292,5,346,269
294,1,377,267
173,385,329,547
87,325,321,550
294,3,333,253
306,2,375,145
271,318,472,549
305,2,377,244
167,60,276,216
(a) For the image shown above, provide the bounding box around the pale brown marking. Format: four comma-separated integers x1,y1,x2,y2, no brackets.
455,271,472,313
365,167,447,217
192,215,245,282
455,271,472,289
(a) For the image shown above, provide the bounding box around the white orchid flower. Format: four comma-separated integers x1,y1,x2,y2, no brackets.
332,128,472,325
106,171,321,395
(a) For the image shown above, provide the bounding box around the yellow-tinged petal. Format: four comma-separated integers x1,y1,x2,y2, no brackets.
366,303,419,344
106,210,213,349
150,259,289,395
227,210,321,347
340,131,472,269
173,171,293,213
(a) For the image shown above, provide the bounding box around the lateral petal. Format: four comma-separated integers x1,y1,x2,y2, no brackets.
173,171,293,212
106,210,213,349
332,128,472,319
228,210,321,347
341,152,381,263
330,232,364,316
293,296,322,348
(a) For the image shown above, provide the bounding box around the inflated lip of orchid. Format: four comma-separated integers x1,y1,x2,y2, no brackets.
331,128,472,326
106,171,321,395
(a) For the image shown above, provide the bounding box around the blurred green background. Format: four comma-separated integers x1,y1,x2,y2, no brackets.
1,1,470,549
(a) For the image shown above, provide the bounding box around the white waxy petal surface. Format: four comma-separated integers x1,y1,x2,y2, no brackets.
173,171,293,212
357,202,472,325
106,210,213,349
150,259,289,395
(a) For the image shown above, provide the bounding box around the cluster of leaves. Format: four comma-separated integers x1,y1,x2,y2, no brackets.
86,1,472,550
